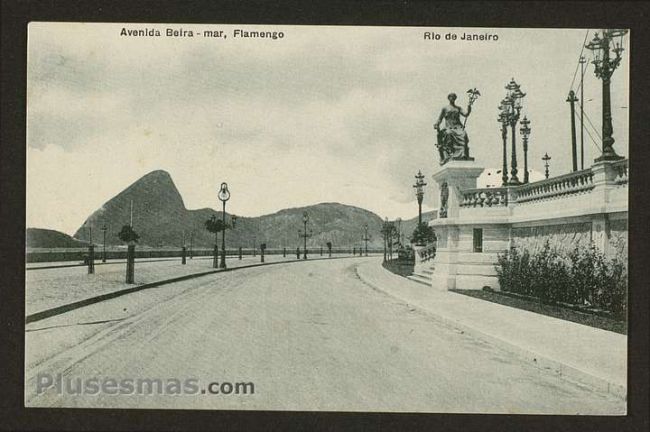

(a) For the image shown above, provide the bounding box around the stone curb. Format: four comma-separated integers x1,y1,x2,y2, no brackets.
354,262,627,401
25,255,369,324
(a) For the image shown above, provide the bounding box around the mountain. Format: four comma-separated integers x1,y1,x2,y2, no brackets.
26,228,87,249
397,210,438,243
72,170,388,249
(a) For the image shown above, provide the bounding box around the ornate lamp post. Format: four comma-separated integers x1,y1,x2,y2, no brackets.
497,106,509,186
412,170,427,226
100,223,107,263
218,182,230,269
299,212,312,260
502,78,526,185
519,116,531,183
542,153,552,179
585,29,627,162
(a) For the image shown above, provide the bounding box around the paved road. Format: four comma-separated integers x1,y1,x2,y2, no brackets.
25,257,624,414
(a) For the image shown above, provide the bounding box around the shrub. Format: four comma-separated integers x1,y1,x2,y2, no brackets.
410,223,436,246
495,240,627,318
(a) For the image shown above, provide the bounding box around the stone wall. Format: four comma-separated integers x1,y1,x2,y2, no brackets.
609,218,628,259
511,222,592,255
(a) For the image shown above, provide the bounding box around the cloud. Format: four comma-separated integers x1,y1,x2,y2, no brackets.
26,23,629,234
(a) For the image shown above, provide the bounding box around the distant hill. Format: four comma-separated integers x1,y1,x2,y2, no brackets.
26,228,87,249
72,170,389,249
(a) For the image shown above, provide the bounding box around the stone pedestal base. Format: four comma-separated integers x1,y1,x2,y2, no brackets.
428,159,509,291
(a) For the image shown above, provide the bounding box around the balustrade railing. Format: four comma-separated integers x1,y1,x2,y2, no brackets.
514,168,595,204
417,243,436,262
460,187,508,208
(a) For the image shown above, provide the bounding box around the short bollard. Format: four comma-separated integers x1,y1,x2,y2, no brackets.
87,245,95,274
238,247,242,260
126,244,135,284
283,247,286,258
213,245,219,268
181,246,186,265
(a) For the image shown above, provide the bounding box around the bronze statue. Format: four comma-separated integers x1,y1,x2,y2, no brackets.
434,89,480,165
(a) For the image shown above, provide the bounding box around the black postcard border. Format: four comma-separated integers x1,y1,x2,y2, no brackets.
1,1,649,431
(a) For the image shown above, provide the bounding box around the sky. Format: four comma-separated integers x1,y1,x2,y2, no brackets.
27,23,629,235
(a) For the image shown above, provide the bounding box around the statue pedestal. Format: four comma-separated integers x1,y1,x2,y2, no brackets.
429,160,485,291
432,160,484,219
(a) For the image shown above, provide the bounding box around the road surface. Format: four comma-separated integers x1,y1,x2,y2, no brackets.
25,257,624,414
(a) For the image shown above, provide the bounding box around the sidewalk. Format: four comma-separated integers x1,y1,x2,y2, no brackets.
356,258,627,398
26,256,275,316
25,254,365,322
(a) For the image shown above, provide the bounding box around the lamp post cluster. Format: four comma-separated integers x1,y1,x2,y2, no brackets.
412,170,427,226
585,29,627,162
498,78,528,186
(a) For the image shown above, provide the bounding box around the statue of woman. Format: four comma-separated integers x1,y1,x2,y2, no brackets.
434,93,471,165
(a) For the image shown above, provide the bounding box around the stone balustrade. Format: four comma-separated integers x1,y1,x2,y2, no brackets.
460,187,508,208
514,168,595,204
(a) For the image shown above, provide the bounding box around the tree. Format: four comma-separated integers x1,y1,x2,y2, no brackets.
380,220,398,261
205,215,226,243
410,222,436,246
117,225,140,243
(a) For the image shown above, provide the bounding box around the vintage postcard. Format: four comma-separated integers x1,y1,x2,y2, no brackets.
25,23,628,414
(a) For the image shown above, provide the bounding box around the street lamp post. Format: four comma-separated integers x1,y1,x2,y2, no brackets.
87,223,95,274
362,224,370,257
579,55,587,169
100,224,107,263
218,182,230,269
181,230,186,265
566,91,579,171
299,212,311,259
412,171,427,226
585,29,627,162
542,153,552,179
520,116,531,183
231,215,237,259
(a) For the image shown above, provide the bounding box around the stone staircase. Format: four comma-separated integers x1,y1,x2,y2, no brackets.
407,267,433,286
